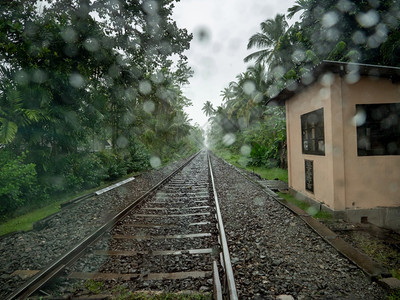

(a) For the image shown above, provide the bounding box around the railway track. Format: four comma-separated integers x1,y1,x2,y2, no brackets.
8,150,237,299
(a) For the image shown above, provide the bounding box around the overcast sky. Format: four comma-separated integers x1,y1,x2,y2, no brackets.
172,0,297,129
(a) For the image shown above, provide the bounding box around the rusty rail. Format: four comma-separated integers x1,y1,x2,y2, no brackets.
208,152,238,300
7,151,201,300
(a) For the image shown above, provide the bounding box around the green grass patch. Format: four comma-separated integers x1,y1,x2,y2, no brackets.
0,171,141,236
278,192,332,220
113,292,212,300
85,280,104,294
245,166,288,183
212,149,288,183
111,285,211,300
389,291,400,300
0,200,62,236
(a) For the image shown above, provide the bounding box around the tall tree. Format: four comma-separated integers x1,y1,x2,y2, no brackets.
244,14,289,70
202,101,215,117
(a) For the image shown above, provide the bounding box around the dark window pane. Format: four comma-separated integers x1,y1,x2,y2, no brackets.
301,108,325,155
356,103,400,156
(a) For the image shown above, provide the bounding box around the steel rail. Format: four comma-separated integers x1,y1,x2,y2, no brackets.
207,151,238,300
7,150,202,300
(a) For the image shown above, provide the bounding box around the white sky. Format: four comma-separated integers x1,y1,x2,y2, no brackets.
172,0,298,129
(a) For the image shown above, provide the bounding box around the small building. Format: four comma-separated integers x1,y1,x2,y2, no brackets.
270,60,400,231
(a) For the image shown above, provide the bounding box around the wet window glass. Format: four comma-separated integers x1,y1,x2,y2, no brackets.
356,103,400,156
301,108,325,155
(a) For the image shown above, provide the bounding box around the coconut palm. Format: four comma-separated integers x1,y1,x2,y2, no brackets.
202,101,215,117
244,14,289,70
287,0,312,20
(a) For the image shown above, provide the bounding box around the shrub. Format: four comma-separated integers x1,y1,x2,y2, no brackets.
0,151,45,217
74,153,108,188
96,150,127,181
127,138,150,172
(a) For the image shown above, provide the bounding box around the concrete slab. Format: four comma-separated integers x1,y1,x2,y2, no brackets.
378,277,400,291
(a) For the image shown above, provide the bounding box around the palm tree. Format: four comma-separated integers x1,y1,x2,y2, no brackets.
0,82,45,144
202,101,215,117
244,14,289,70
287,0,312,20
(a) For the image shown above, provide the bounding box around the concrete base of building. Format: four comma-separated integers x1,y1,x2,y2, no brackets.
289,188,400,233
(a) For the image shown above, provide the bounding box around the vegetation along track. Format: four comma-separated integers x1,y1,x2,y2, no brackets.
7,150,237,299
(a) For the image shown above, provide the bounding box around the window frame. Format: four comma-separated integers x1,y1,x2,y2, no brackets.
356,103,400,156
301,108,325,156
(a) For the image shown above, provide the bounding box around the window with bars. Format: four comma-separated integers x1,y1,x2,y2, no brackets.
301,108,325,155
356,103,400,156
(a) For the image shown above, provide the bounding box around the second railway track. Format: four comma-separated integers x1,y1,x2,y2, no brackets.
9,150,237,299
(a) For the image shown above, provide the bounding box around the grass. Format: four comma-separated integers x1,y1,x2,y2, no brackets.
0,150,195,236
213,148,333,219
246,166,288,183
278,191,332,220
389,291,400,300
113,292,212,300
85,280,104,294
0,171,140,236
212,148,288,182
110,285,211,300
0,200,62,236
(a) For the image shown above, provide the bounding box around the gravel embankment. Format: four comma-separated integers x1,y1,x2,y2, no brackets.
210,154,387,299
0,156,192,299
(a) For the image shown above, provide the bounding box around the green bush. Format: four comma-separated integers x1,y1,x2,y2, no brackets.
127,138,150,172
96,150,127,181
0,151,45,217
75,153,108,188
42,152,108,194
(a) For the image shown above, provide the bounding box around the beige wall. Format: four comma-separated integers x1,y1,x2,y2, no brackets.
286,74,400,211
341,77,400,209
286,80,336,209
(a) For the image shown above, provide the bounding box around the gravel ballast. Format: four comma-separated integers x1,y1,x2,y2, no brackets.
0,156,192,299
0,151,390,299
210,154,387,299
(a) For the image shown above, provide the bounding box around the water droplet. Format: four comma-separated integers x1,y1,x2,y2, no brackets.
253,197,265,206
108,64,121,78
320,72,335,87
345,72,360,84
356,10,379,28
272,66,286,79
142,0,158,15
143,100,155,113
322,11,339,28
151,72,164,84
116,136,128,148
32,69,47,83
337,0,352,12
15,70,29,85
139,80,152,95
84,37,100,52
243,80,256,95
195,26,211,43
222,133,236,146
352,31,366,44
353,109,367,127
240,145,251,156
291,49,306,64
150,156,161,168
306,206,318,216
61,27,77,43
319,87,330,99
69,73,85,88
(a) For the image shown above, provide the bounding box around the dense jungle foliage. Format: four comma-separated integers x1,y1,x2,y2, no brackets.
0,0,204,218
206,0,400,169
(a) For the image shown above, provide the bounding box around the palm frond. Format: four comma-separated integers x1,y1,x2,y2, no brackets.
0,118,18,144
